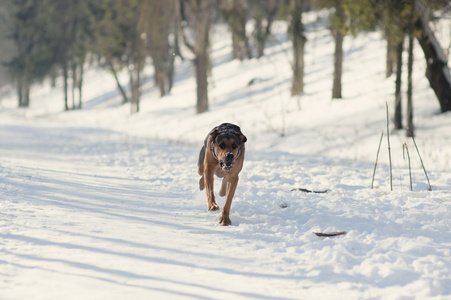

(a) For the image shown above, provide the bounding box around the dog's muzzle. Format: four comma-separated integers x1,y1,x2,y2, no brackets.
220,161,234,172
220,152,234,172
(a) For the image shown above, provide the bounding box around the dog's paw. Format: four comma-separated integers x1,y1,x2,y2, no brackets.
208,203,219,211
219,214,232,226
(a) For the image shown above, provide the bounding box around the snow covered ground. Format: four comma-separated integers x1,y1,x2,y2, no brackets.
1,14,451,300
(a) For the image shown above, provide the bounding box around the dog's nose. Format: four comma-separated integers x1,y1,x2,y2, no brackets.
226,152,234,160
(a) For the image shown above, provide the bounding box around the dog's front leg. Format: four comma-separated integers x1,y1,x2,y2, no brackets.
204,167,219,211
219,175,238,226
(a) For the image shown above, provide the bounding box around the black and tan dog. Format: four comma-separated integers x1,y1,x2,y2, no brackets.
198,123,247,226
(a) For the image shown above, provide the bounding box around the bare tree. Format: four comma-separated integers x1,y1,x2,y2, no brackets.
406,2,416,137
252,0,280,58
325,0,377,99
220,0,252,60
394,37,403,130
414,2,451,113
384,29,396,78
407,33,414,136
331,0,345,99
290,0,306,97
139,0,177,97
179,0,216,113
332,29,344,99
87,0,145,114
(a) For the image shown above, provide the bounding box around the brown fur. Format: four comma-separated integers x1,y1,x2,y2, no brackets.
197,123,247,226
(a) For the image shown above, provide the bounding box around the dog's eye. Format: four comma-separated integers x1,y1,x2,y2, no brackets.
219,143,226,150
232,143,238,149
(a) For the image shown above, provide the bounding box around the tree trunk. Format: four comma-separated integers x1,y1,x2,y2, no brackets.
231,30,242,60
157,67,166,97
407,35,414,137
141,0,176,98
153,63,165,97
195,51,209,113
415,12,451,112
253,1,279,59
23,82,30,107
17,76,24,107
394,38,403,130
254,16,264,58
385,30,396,78
332,29,343,99
18,77,30,107
290,0,305,97
71,61,77,110
78,62,83,109
109,62,129,104
63,61,69,111
229,0,250,60
50,67,57,88
129,67,141,114
168,51,175,92
180,0,214,114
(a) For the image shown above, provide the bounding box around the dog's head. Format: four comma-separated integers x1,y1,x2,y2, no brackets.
209,123,247,172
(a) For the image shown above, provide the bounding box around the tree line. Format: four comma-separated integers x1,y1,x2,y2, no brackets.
2,0,450,135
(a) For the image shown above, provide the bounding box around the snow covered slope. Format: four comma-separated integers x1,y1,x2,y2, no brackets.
1,15,451,300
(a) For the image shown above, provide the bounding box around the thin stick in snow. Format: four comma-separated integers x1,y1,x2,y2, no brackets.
371,130,384,189
411,135,432,191
386,103,393,191
314,231,347,237
403,143,413,191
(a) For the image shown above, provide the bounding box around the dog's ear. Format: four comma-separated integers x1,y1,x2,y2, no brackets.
239,133,247,144
230,124,247,144
208,126,222,142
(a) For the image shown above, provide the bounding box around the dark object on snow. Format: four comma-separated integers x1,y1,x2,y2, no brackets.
291,188,329,193
314,231,347,237
279,202,288,208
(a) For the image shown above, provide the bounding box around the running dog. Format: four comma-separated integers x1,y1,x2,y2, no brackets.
197,123,247,226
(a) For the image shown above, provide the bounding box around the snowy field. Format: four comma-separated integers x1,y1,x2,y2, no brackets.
1,14,451,300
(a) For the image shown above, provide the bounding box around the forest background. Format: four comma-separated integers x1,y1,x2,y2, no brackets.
0,0,450,138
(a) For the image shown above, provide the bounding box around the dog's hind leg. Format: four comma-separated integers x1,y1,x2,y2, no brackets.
198,145,206,190
197,145,206,176
199,176,205,190
219,177,228,197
